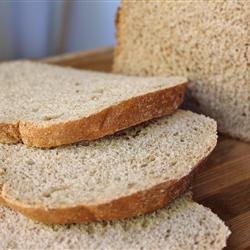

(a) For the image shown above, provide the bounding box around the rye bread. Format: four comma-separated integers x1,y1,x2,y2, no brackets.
0,61,186,148
0,110,217,224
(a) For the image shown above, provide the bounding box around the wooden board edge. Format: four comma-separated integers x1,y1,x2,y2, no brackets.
42,46,114,64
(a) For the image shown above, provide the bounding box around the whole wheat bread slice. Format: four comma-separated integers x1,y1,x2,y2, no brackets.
0,194,230,250
0,110,217,224
113,1,250,141
0,60,186,148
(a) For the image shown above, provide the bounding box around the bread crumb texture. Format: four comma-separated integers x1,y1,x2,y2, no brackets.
0,60,186,147
0,61,185,124
0,194,230,250
114,1,250,141
0,110,216,209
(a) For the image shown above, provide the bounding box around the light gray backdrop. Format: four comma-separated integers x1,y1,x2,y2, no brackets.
0,0,119,60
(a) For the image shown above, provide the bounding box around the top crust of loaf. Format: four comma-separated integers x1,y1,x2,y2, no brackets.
0,61,186,147
0,194,230,250
0,110,217,224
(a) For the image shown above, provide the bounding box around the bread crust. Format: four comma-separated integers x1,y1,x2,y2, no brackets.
0,188,5,205
0,156,208,224
114,6,122,61
1,83,186,148
0,122,21,144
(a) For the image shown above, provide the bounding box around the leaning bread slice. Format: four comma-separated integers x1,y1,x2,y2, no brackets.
0,194,230,250
0,110,217,224
0,60,186,148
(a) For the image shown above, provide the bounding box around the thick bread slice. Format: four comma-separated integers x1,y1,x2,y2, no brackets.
0,194,230,250
0,110,217,224
114,1,250,141
0,61,186,148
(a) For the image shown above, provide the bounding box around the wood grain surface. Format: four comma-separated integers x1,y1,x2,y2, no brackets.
44,47,250,250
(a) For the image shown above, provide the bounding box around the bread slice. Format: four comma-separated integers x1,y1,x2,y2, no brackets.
0,194,230,250
113,1,250,141
0,110,217,224
0,61,186,148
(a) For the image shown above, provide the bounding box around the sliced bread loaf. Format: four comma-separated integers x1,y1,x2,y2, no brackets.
0,194,230,250
0,110,217,224
113,1,250,141
0,60,186,148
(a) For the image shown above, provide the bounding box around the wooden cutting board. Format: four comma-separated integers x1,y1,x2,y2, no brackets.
43,47,250,250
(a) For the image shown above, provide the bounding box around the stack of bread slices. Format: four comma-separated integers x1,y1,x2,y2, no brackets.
0,61,230,249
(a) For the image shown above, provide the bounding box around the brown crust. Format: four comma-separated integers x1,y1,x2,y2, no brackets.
114,6,122,60
0,83,186,148
1,156,209,224
0,122,21,144
113,4,124,73
113,1,132,73
0,188,5,205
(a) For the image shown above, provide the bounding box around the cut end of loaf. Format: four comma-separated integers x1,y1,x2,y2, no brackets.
114,1,250,141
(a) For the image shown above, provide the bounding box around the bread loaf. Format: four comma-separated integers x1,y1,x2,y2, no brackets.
114,0,250,141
